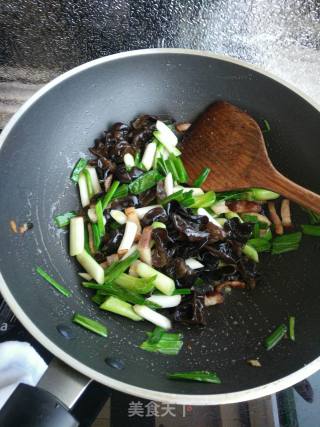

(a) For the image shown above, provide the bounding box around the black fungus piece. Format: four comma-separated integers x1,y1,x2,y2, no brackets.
109,141,135,163
173,293,207,326
128,115,158,151
205,242,237,264
224,218,254,244
138,187,157,207
172,242,206,259
141,207,168,227
166,201,208,227
206,222,226,243
89,138,109,159
110,195,139,210
114,164,132,183
172,213,210,243
199,251,220,271
237,257,257,289
152,228,173,268
101,227,125,255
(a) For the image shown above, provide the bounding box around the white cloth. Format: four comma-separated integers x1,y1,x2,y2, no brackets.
0,341,47,409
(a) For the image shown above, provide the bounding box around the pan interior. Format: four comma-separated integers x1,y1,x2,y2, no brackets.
1,51,320,397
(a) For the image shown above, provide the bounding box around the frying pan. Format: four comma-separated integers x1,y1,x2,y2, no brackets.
1,49,320,425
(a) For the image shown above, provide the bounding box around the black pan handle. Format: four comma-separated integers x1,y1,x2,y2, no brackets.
0,358,91,427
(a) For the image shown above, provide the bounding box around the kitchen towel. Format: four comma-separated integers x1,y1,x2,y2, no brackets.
0,341,47,409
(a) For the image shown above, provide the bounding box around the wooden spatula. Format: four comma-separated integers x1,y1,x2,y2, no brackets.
182,101,320,213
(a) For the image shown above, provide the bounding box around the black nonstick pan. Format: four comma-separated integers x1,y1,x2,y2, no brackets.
1,49,320,425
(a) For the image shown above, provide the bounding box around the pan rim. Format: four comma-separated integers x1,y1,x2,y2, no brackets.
1,48,320,405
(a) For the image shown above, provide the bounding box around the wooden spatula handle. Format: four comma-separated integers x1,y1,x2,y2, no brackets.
259,169,320,214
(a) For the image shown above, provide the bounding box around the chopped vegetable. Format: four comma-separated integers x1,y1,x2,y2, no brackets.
100,296,142,321
250,188,279,200
117,221,138,256
137,226,153,265
247,238,271,253
262,119,271,133
173,288,192,295
86,166,102,195
280,199,292,228
69,216,84,256
171,155,189,183
189,191,216,208
141,142,157,171
135,205,162,219
242,244,259,262
76,250,105,284
247,359,262,367
289,316,295,341
71,158,88,183
154,120,181,156
114,273,155,294
303,208,320,224
167,371,221,384
124,153,135,170
111,183,128,201
264,324,287,350
268,202,283,235
54,211,77,228
140,330,183,355
193,167,211,188
110,209,127,225
104,250,140,285
78,172,90,207
95,200,105,236
185,258,204,269
134,261,175,295
36,266,71,297
102,180,120,210
146,294,181,308
133,304,172,329
82,168,94,199
301,225,320,236
164,172,174,196
272,232,302,255
91,223,101,251
72,313,108,337
152,221,166,229
129,170,164,195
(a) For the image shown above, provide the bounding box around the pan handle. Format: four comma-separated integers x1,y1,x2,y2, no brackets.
0,358,91,427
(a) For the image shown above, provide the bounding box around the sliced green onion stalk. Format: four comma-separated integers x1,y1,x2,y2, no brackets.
104,250,140,285
302,208,320,225
189,191,216,208
289,316,295,341
134,151,142,168
157,157,169,176
197,208,223,229
164,172,174,196
86,166,102,195
70,158,87,183
160,189,184,205
140,330,183,355
101,180,120,210
91,223,101,251
272,232,302,255
110,209,127,225
78,272,92,280
153,121,181,156
134,261,175,295
247,238,271,253
193,167,211,188
54,211,77,228
129,170,164,195
36,266,71,297
173,288,192,295
170,154,189,183
147,326,165,345
167,370,221,384
242,244,259,263
91,293,105,305
76,250,104,284
94,282,159,309
250,188,279,201
152,221,166,229
100,296,142,321
262,119,271,133
141,142,157,171
117,221,138,255
146,294,181,308
69,216,85,256
72,313,108,337
262,229,273,241
175,185,204,196
114,273,155,294
82,168,94,199
95,200,105,236
133,304,172,329
78,172,90,207
301,224,320,237
124,153,135,170
264,324,287,350
225,211,243,222
111,183,128,201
